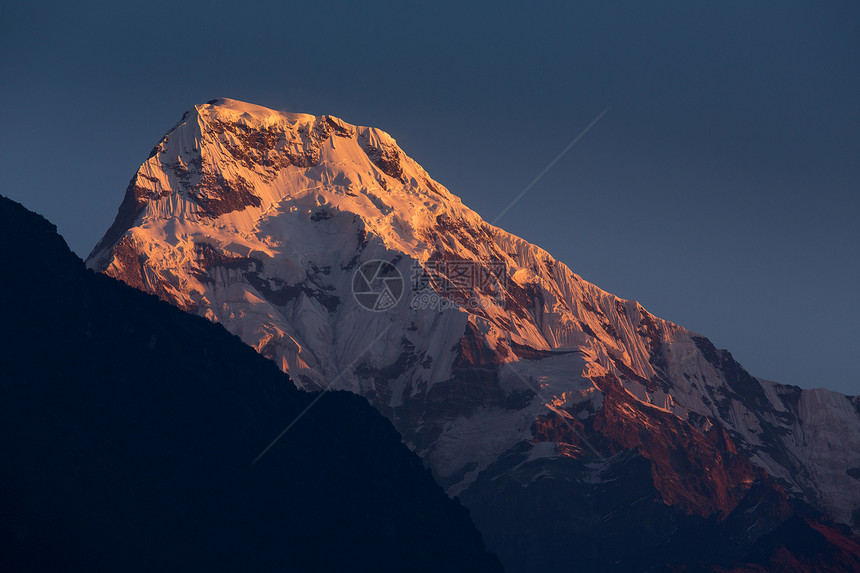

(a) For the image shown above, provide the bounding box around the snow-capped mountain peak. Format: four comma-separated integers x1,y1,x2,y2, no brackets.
88,98,860,570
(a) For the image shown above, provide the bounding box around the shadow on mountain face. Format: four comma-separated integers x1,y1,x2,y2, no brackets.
0,196,503,573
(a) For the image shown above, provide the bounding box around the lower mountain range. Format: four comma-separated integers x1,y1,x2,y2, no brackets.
0,196,503,573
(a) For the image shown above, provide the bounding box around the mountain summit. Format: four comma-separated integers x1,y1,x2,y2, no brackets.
89,98,860,572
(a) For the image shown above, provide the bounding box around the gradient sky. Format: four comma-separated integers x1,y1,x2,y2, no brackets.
2,1,858,394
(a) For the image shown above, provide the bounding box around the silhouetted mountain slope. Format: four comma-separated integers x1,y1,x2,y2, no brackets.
0,196,503,573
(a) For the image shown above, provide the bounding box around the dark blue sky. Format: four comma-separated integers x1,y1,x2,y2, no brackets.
2,1,858,394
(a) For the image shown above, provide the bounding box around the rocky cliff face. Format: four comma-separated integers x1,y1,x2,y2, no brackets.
88,98,860,571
